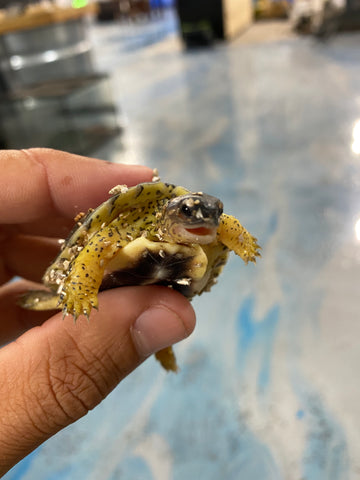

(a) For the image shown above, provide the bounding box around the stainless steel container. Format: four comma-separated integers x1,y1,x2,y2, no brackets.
0,74,121,155
0,17,95,92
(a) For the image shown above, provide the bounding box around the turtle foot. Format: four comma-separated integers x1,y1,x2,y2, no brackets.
155,346,179,372
60,289,98,322
18,290,60,311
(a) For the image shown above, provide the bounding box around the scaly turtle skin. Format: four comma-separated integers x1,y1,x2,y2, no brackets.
20,181,260,371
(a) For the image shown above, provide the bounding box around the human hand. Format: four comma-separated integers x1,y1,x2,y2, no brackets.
0,149,196,476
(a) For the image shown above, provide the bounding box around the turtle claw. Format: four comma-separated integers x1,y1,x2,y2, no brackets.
244,238,262,263
60,293,97,322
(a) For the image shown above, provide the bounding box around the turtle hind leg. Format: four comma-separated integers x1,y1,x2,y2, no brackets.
155,346,179,372
18,290,60,311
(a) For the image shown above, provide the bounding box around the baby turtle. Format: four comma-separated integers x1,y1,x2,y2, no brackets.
20,181,260,371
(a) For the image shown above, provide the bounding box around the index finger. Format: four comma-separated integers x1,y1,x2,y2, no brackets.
0,148,153,224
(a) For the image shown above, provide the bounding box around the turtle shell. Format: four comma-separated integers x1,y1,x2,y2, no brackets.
43,182,192,293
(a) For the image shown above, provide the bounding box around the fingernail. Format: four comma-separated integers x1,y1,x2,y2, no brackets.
131,306,190,357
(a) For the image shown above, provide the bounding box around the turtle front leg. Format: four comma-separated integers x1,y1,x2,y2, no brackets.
59,227,127,320
217,214,261,263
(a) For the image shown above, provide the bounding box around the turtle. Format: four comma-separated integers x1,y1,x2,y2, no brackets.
19,181,260,372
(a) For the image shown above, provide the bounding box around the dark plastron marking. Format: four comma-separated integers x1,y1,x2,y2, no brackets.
100,249,196,298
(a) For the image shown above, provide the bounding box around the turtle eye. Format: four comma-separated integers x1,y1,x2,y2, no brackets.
180,204,192,217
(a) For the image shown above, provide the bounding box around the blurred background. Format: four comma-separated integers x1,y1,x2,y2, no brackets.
1,1,360,479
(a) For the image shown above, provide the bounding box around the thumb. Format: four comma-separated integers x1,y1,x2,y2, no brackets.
0,286,195,475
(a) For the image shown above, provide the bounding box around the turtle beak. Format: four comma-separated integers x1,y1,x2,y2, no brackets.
184,226,215,236
174,224,218,244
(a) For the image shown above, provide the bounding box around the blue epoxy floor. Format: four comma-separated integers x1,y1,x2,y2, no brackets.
6,13,360,480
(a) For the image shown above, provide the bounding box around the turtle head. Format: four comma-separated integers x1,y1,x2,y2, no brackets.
161,193,223,244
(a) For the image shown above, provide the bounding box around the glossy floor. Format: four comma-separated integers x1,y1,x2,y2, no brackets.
6,13,360,480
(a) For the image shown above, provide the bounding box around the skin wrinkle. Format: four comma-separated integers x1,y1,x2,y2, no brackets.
25,149,88,220
34,337,81,428
21,149,58,220
14,337,63,436
45,332,103,422
97,349,124,389
8,329,87,430
26,368,56,429
47,370,91,419
46,366,87,424
0,415,49,471
0,345,51,451
68,306,142,382
71,361,106,402
114,330,140,376
74,320,141,385
85,319,138,376
57,326,125,408
64,327,124,395
29,370,67,432
75,342,119,393
20,405,49,439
